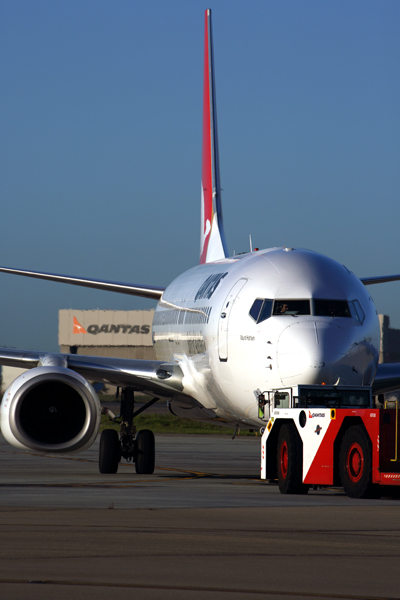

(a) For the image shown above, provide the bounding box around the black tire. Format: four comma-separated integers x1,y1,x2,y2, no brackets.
99,429,120,474
135,429,155,474
339,425,379,498
277,423,309,494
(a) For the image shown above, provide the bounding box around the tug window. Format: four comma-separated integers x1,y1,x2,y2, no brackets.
273,300,310,316
249,299,273,324
299,387,370,408
314,300,350,318
274,392,290,409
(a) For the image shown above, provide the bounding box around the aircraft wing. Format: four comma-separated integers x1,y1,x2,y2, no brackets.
372,363,400,396
0,266,164,300
0,348,183,397
361,274,400,286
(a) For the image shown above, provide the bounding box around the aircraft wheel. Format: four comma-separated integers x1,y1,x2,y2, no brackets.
277,423,309,494
339,425,378,498
135,429,155,474
99,429,120,474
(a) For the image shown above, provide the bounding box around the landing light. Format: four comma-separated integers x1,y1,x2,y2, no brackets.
157,369,172,380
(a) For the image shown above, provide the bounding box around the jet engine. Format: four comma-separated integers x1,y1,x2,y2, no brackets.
0,366,101,453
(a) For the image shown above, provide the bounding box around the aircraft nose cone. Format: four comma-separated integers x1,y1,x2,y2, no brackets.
277,320,352,386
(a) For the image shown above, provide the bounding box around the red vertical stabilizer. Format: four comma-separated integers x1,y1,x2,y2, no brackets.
200,9,228,264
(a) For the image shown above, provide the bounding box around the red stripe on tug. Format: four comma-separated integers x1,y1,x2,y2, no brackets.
303,410,380,486
200,9,213,265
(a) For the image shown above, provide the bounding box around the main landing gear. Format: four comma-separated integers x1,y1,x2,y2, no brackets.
99,387,158,475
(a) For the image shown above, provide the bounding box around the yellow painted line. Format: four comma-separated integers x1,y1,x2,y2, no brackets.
1,449,264,485
0,450,211,476
0,578,394,599
231,480,264,485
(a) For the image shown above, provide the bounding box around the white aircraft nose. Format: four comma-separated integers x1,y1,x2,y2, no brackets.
277,320,355,386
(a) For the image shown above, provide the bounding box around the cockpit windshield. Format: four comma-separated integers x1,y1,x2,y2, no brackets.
314,300,350,317
249,298,361,323
273,300,310,316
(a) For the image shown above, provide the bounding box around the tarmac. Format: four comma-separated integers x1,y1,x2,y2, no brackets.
1,431,400,599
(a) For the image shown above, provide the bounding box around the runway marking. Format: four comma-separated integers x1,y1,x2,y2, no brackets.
0,449,215,486
1,450,210,473
0,448,264,485
0,579,397,599
0,472,207,488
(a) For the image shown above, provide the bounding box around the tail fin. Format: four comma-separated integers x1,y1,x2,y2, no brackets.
200,9,229,264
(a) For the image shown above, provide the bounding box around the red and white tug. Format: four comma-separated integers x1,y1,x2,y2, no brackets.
260,385,400,498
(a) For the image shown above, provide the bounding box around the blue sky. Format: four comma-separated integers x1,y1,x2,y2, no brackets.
1,0,400,351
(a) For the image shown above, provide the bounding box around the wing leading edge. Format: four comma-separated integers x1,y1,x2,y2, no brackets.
0,347,183,397
361,274,400,286
2,267,399,296
0,266,164,300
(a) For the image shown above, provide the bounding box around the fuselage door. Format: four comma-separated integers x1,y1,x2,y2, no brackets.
218,278,248,361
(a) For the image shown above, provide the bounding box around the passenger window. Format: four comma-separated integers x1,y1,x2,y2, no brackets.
249,299,273,324
314,300,350,317
350,300,365,324
273,300,310,316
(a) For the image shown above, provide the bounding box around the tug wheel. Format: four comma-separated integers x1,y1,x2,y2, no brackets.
347,442,364,483
339,425,378,498
277,423,309,494
99,429,120,474
280,439,289,479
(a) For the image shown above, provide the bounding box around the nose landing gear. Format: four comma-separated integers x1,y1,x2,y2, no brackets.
99,387,158,475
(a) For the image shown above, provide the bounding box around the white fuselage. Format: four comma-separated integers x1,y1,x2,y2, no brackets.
152,248,380,427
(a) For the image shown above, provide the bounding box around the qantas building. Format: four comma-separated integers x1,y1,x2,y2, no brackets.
58,309,155,360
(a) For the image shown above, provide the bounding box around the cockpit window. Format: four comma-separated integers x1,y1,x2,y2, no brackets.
249,299,263,322
314,300,350,318
349,299,365,324
249,299,273,323
273,300,310,316
259,300,273,323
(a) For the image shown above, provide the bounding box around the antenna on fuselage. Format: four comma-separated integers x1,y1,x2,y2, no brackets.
249,235,253,252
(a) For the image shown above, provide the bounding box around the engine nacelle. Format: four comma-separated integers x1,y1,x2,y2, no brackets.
0,366,101,453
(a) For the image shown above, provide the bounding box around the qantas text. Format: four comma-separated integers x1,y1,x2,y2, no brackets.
86,324,150,335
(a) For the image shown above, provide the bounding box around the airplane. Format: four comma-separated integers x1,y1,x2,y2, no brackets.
1,8,400,477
